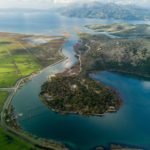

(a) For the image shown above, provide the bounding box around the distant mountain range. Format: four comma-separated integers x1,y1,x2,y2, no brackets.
59,2,150,20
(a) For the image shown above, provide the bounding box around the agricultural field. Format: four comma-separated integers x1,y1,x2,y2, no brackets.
0,33,65,88
0,32,66,150
0,34,40,87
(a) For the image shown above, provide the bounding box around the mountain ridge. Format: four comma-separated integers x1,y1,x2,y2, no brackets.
59,2,150,20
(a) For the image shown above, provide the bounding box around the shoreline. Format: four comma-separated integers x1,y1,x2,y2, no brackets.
90,68,150,82
40,92,121,117
109,69,150,79
94,143,145,150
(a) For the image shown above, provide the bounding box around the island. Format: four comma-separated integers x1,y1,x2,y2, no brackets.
40,23,150,117
40,76,121,115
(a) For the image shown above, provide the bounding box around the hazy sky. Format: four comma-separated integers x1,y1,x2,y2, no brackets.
0,0,149,9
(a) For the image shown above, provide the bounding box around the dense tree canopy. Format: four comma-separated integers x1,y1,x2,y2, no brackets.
40,76,120,115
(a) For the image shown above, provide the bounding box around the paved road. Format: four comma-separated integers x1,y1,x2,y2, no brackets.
0,88,15,92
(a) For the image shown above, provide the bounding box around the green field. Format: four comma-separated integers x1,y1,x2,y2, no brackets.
0,36,40,150
0,33,65,88
0,35,41,87
0,128,39,150
0,32,66,150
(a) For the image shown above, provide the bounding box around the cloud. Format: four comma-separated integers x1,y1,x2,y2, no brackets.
0,0,149,8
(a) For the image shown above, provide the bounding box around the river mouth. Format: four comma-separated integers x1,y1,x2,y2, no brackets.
0,11,149,150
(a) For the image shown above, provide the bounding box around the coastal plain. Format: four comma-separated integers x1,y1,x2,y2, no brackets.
0,32,65,88
0,32,66,150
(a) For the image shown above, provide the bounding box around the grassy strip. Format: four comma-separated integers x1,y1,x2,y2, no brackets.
0,128,40,150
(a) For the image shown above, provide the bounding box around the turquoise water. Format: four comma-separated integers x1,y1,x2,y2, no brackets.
0,11,150,149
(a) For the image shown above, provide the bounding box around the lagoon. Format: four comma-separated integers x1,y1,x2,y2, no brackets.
0,11,150,149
